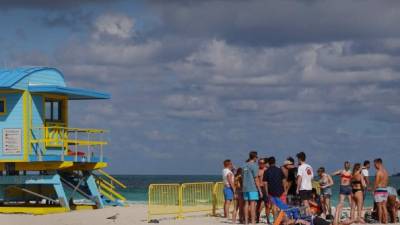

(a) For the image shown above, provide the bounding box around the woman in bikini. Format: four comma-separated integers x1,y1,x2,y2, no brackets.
332,161,352,224
318,167,334,218
232,168,244,224
350,163,366,223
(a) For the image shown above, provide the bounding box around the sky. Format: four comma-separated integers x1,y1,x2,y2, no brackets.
1,0,400,175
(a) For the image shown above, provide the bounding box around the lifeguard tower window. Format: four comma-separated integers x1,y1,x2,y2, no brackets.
0,98,5,115
45,100,62,122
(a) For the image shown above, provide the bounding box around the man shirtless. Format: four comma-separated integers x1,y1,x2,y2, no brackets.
373,158,389,224
256,158,270,224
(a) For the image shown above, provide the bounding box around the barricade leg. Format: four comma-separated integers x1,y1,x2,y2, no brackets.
177,184,184,219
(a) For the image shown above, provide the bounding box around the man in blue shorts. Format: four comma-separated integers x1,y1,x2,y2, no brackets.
242,151,261,225
222,159,234,218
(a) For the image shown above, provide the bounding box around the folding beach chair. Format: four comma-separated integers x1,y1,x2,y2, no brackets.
270,196,313,225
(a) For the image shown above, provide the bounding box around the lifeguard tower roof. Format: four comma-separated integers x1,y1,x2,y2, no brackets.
0,66,111,163
0,67,110,99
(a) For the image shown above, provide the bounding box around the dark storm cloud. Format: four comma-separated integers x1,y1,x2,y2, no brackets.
40,10,94,31
0,0,115,9
147,0,400,46
349,39,400,56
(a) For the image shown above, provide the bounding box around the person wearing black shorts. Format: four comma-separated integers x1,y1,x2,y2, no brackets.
256,158,270,224
296,152,314,215
299,189,313,201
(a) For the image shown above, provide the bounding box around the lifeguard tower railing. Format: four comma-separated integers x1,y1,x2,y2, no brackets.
30,126,107,162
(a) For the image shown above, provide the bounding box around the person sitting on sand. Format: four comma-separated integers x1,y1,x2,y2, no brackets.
317,167,334,218
373,158,389,224
350,163,366,223
332,161,352,224
309,188,323,216
386,186,399,223
291,216,357,225
222,159,235,218
232,168,244,224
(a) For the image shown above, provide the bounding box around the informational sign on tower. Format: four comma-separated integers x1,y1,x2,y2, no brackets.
2,128,22,154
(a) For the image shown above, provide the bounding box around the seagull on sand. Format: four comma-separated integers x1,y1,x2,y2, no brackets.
106,213,119,222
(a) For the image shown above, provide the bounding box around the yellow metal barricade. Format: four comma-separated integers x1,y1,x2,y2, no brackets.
180,182,214,214
147,182,225,221
212,182,224,215
148,184,181,221
312,181,321,195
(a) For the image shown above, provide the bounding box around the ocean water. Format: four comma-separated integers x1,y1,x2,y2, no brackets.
114,175,400,207
113,175,221,203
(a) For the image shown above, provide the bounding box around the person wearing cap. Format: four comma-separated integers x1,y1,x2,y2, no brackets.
281,159,292,202
284,157,299,205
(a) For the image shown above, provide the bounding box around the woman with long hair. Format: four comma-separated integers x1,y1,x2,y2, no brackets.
232,167,244,224
350,163,366,223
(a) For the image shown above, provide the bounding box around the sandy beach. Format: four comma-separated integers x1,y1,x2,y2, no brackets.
0,204,226,225
0,204,395,225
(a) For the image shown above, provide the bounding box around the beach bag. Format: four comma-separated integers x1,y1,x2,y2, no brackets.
364,211,378,224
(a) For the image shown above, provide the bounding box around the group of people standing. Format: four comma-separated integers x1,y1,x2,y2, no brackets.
222,151,398,225
330,159,397,224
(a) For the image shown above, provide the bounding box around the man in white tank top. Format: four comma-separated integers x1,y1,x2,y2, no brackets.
222,159,234,218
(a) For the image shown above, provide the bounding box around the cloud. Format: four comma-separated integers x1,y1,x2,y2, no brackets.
59,40,162,66
148,0,400,46
0,0,115,10
163,94,224,120
11,15,400,124
144,130,177,141
169,39,298,86
5,3,400,173
40,10,94,31
93,13,135,39
228,100,260,112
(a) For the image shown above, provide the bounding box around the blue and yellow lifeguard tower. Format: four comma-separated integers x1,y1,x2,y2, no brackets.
0,67,125,214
